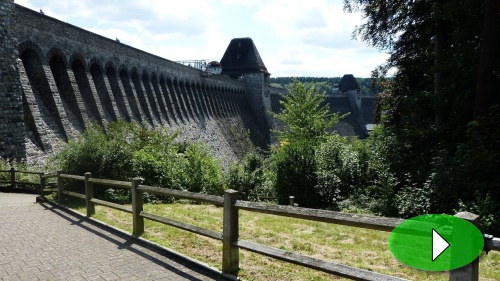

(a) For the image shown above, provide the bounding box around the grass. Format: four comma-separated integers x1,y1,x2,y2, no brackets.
55,196,500,281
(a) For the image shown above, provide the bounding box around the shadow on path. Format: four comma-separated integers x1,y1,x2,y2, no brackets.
38,201,226,281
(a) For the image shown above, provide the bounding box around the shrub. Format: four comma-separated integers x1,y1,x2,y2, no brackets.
315,134,362,208
183,143,224,195
226,150,265,201
272,138,320,208
51,121,225,203
271,80,346,208
53,121,134,180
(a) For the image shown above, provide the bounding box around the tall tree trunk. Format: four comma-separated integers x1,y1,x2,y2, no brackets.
474,0,500,118
433,1,445,127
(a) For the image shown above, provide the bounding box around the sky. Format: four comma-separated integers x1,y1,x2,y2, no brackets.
15,0,390,78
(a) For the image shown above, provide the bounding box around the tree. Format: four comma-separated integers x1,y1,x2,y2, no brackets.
274,80,344,145
344,0,500,233
271,80,344,207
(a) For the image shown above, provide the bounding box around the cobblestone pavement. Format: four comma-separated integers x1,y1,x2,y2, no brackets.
0,192,225,281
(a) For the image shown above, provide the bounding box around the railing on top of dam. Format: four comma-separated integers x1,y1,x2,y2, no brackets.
0,168,499,280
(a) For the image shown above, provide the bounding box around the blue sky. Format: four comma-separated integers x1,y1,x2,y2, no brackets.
16,0,390,78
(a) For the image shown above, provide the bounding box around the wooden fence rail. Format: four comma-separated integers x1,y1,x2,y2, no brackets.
3,169,499,280
0,168,50,195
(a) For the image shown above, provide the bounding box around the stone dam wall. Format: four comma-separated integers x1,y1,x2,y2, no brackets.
0,1,376,166
0,2,269,166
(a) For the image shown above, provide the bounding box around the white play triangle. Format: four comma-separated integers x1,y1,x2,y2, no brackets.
432,229,450,261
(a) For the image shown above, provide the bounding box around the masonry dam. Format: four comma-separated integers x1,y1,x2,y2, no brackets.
0,1,375,166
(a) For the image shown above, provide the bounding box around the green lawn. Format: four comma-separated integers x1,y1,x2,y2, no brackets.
59,198,500,281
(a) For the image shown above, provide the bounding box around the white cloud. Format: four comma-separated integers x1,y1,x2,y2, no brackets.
13,0,388,77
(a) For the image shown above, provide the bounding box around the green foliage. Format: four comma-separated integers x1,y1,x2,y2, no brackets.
53,121,135,180
0,159,41,185
344,0,500,234
274,80,344,145
456,192,500,236
183,143,224,195
313,128,400,215
226,150,266,201
359,127,399,216
315,134,362,208
270,80,347,208
0,159,11,181
272,138,320,207
52,121,224,203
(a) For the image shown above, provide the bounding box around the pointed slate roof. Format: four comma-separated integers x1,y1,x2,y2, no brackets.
220,38,269,76
338,74,360,92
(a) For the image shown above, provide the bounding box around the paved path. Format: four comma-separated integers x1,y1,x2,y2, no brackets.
0,192,225,281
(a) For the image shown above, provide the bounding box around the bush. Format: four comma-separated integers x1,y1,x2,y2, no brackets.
226,150,265,201
272,138,320,208
53,121,135,180
183,143,224,195
315,134,362,208
51,121,225,203
271,80,345,208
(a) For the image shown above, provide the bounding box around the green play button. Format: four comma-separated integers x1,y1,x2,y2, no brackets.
388,214,484,271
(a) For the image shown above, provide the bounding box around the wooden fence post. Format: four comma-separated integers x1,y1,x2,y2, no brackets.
450,212,480,281
10,167,15,188
131,177,144,236
39,173,46,196
57,170,63,204
85,172,95,217
222,189,239,276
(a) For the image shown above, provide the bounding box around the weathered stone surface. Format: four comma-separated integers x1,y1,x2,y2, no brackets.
0,3,270,166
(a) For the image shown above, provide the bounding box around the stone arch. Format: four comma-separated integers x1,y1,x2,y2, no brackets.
70,53,101,124
219,85,231,116
141,69,150,81
150,72,169,122
141,69,161,123
176,79,192,119
185,78,200,119
89,57,104,70
158,74,177,122
130,67,140,77
90,58,116,122
18,40,45,63
211,84,223,116
19,43,68,146
206,83,220,117
119,65,141,122
130,67,152,123
104,61,117,72
48,48,85,132
46,47,68,68
117,64,129,75
150,71,158,81
201,82,215,118
190,80,207,118
228,86,239,115
170,77,188,121
233,87,243,115
68,52,87,71
194,81,211,118
105,61,129,122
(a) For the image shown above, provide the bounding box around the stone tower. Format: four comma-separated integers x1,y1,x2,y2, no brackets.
339,74,368,137
220,38,272,142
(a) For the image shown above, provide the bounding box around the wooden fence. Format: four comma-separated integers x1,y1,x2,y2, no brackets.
2,169,500,280
0,168,46,191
